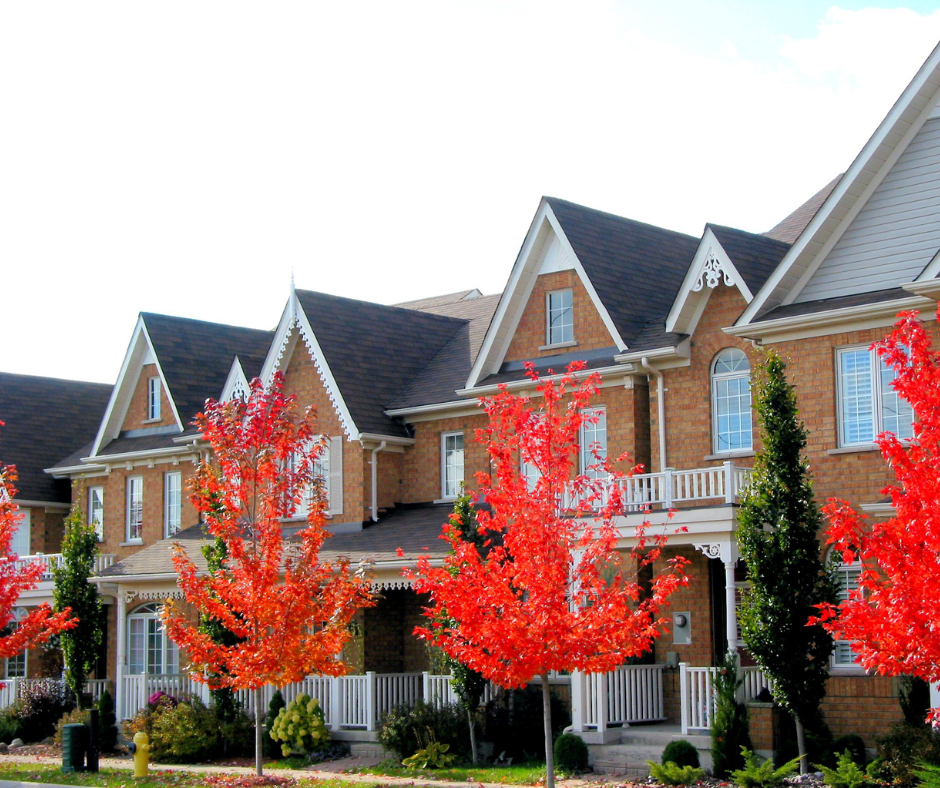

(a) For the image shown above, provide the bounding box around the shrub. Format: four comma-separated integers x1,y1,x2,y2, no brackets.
818,749,872,788
832,735,867,766
662,739,700,768
97,690,118,752
402,733,458,769
877,721,940,787
732,748,800,788
264,690,286,758
482,686,569,760
269,694,330,758
15,681,74,742
378,700,467,761
647,760,705,785
774,711,834,768
53,709,88,745
710,651,751,777
218,706,254,758
149,697,220,763
0,707,19,743
554,733,589,774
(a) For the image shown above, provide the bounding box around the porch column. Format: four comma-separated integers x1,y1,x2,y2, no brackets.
724,560,737,652
569,671,584,733
116,592,128,720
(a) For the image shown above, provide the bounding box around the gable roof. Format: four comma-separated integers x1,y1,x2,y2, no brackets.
293,290,471,437
708,226,792,296
0,373,111,503
394,289,483,310
763,176,841,244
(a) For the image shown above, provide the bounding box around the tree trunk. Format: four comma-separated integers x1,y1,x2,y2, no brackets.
794,713,808,775
468,708,478,765
541,673,555,788
255,687,263,777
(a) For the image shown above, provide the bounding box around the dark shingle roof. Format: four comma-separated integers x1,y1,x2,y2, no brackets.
141,313,274,429
545,198,700,348
708,225,791,295
295,291,470,436
754,287,910,323
0,373,112,502
394,290,483,310
764,175,842,244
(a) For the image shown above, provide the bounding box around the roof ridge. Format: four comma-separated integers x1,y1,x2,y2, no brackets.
707,223,793,248
140,311,274,335
295,288,471,327
544,196,699,242
0,370,113,387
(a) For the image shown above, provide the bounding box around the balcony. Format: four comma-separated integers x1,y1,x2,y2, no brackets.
12,552,116,581
563,461,752,512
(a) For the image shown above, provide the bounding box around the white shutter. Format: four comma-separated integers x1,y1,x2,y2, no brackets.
328,436,343,516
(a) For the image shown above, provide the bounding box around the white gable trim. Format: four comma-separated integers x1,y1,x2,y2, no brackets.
90,317,183,457
260,294,358,440
915,246,940,281
220,357,250,403
665,230,753,335
466,200,626,389
739,42,940,326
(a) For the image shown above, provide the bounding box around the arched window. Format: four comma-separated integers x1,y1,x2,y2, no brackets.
831,552,863,668
127,603,179,675
711,348,752,453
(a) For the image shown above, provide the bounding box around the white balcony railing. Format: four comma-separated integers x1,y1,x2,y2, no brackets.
571,664,666,732
679,663,769,733
11,553,116,581
563,461,752,512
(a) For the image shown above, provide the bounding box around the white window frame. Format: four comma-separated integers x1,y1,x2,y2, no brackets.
126,476,143,542
579,406,608,480
441,432,464,500
545,288,574,346
830,550,864,670
4,610,27,679
164,472,181,538
147,376,161,421
836,345,914,448
294,440,331,518
9,509,30,558
89,486,104,542
126,603,179,675
711,348,753,454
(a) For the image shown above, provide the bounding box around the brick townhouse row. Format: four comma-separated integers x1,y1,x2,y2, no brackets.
5,37,940,751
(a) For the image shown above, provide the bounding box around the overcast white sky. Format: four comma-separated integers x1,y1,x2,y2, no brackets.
3,2,940,384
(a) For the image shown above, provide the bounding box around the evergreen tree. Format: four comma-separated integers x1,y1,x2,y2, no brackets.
200,536,242,724
736,350,837,773
52,500,104,710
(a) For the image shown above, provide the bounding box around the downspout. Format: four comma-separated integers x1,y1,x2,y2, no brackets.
370,441,387,522
641,357,666,472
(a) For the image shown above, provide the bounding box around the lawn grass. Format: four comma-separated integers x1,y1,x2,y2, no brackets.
353,758,554,785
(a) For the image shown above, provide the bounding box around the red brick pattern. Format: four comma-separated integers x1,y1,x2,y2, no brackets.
122,363,175,431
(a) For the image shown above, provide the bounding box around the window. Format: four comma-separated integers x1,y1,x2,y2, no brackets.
832,553,863,667
294,441,331,518
441,432,464,499
127,603,179,675
164,472,181,537
838,347,914,446
580,407,608,479
546,289,573,346
89,486,104,541
9,509,30,558
3,611,27,679
126,476,143,542
147,377,161,421
711,348,752,453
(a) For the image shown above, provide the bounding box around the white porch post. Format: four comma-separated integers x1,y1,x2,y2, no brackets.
569,671,584,733
723,461,736,504
679,662,689,735
724,559,738,652
116,592,127,720
596,672,608,736
365,671,376,732
329,676,341,732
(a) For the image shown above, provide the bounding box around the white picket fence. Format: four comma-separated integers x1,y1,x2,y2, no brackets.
571,664,666,732
679,663,770,734
0,678,111,709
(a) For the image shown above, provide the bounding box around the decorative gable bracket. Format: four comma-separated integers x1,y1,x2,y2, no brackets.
692,251,735,292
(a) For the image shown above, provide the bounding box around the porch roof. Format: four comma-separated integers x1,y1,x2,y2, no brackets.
95,504,455,582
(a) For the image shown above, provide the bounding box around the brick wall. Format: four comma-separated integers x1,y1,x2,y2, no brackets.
504,270,617,362
401,413,489,503
822,674,901,744
123,363,175,431
651,547,715,667
363,589,430,673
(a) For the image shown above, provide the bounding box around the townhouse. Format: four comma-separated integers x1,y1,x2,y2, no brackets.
2,35,939,755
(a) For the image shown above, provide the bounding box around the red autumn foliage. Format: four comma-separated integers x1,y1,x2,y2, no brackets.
162,373,373,693
411,363,688,779
0,423,76,660
816,308,940,720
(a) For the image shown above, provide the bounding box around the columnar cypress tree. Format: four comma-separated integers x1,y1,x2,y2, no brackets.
52,501,104,709
736,350,837,774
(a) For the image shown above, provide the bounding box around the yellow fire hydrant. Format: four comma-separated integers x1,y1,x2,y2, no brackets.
132,732,150,778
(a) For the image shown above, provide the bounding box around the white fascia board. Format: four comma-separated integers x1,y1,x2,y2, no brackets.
44,462,108,478
738,43,940,326
220,357,249,402
13,499,69,510
465,200,627,390
614,339,691,366
915,247,940,282
264,292,359,440
725,295,932,344
88,572,186,585
902,278,940,300
665,229,752,335
84,446,199,467
456,363,633,398
90,316,184,457
356,432,416,447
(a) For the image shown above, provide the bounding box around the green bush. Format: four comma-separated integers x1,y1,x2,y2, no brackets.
269,694,330,758
774,711,834,768
149,698,220,763
53,709,88,745
482,686,569,760
915,762,940,788
731,748,800,788
379,700,467,761
647,760,705,785
15,682,74,742
710,651,751,777
554,733,589,774
264,690,286,758
832,735,867,766
219,707,254,758
877,721,940,787
818,749,872,788
0,707,19,743
97,690,118,752
662,739,700,768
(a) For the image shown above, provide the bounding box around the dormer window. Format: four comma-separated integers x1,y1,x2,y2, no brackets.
147,377,161,421
546,289,573,346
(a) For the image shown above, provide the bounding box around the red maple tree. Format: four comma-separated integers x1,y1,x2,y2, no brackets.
0,424,76,665
816,308,940,722
162,374,373,775
411,363,688,787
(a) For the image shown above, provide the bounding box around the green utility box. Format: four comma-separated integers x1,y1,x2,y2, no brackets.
61,723,87,773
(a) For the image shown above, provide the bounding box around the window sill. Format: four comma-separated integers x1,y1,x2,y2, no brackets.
142,417,162,425
703,450,755,461
434,497,458,504
538,340,578,352
829,665,868,676
120,540,143,547
827,444,881,456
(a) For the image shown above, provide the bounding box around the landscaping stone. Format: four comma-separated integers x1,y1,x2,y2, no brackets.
8,739,24,750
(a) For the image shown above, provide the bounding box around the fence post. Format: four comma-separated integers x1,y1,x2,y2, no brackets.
679,662,689,735
569,671,584,732
422,671,430,705
597,672,608,736
724,461,735,504
329,676,342,732
365,672,376,732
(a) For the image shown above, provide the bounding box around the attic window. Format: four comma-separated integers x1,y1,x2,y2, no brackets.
546,289,573,346
147,377,161,421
